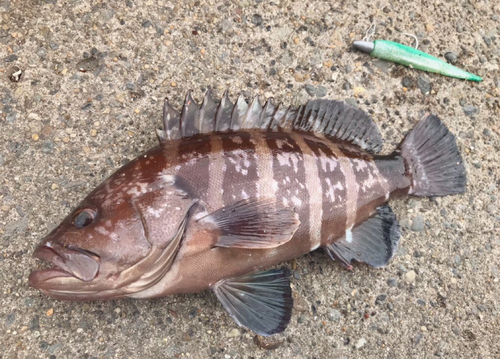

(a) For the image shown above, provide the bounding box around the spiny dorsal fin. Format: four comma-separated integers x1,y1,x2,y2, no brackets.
181,91,200,137
198,89,217,133
160,99,181,141
215,91,233,132
159,91,383,153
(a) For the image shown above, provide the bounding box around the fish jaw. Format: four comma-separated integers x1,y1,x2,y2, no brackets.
29,244,100,295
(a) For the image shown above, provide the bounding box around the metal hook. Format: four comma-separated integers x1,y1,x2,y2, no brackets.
363,24,376,42
401,32,419,49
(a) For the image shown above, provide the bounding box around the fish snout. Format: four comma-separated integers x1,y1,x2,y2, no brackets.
29,244,100,288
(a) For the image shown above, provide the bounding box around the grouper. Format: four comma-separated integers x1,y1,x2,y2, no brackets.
29,91,466,336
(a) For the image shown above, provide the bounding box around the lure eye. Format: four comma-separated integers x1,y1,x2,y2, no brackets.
72,208,97,229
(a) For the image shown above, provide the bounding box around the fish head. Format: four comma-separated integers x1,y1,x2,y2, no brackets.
29,155,194,300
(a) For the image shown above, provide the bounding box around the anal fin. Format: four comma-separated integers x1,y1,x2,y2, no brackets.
325,205,400,269
199,198,300,249
212,268,293,336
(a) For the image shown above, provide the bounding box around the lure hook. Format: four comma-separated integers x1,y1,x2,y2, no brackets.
401,32,419,49
363,24,376,42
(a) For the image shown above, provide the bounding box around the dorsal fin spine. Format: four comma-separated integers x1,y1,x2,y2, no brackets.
159,91,384,153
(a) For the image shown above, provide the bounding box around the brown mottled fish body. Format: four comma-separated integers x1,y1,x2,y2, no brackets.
127,131,407,298
29,92,466,336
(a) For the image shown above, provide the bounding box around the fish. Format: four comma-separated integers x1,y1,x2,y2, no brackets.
29,91,466,336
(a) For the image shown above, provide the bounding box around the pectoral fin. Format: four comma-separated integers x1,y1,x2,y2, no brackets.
199,198,300,249
325,205,400,269
212,268,293,336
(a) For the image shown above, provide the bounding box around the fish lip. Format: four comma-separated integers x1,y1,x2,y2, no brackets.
29,244,100,288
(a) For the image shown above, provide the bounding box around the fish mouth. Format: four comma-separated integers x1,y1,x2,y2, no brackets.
29,244,100,289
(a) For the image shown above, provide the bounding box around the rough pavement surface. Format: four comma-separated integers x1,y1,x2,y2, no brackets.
1,1,499,358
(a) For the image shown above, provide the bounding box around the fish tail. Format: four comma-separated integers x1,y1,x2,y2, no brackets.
398,115,466,197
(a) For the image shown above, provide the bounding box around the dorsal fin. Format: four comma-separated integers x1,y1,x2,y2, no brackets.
215,91,233,131
181,91,200,137
159,99,181,141
159,91,383,153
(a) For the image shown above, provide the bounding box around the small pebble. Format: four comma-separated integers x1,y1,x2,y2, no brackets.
226,328,241,338
305,84,316,97
444,52,458,64
76,57,99,72
252,14,263,26
402,76,413,88
375,294,387,305
7,65,22,82
328,309,341,321
253,335,283,350
355,337,367,349
51,183,59,190
417,75,432,95
32,134,39,141
405,270,416,283
46,308,54,317
5,54,18,62
463,105,479,118
353,87,365,97
387,278,398,287
411,215,425,232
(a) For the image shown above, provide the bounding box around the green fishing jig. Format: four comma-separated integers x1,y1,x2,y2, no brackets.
353,39,482,82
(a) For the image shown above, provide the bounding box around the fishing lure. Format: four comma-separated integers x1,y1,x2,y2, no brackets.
353,39,482,82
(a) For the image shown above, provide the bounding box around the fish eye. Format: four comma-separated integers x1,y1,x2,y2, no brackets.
72,208,97,229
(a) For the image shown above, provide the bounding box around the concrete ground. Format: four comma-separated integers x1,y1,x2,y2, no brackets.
1,0,499,358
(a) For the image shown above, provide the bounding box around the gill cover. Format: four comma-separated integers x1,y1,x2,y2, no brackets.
121,177,196,293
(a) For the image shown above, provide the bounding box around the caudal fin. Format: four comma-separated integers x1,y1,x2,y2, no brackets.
399,115,466,197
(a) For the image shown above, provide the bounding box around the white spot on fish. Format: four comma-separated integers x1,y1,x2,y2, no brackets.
232,136,243,144
241,190,249,199
345,225,353,243
352,158,369,172
275,138,292,149
228,149,252,175
193,210,209,221
96,226,110,235
276,152,300,173
291,196,302,207
325,178,344,202
147,207,165,218
272,180,279,194
318,149,338,172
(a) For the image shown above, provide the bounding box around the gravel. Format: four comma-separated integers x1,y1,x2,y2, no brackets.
1,1,499,358
417,74,432,94
411,215,425,232
444,51,458,64
463,104,479,118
